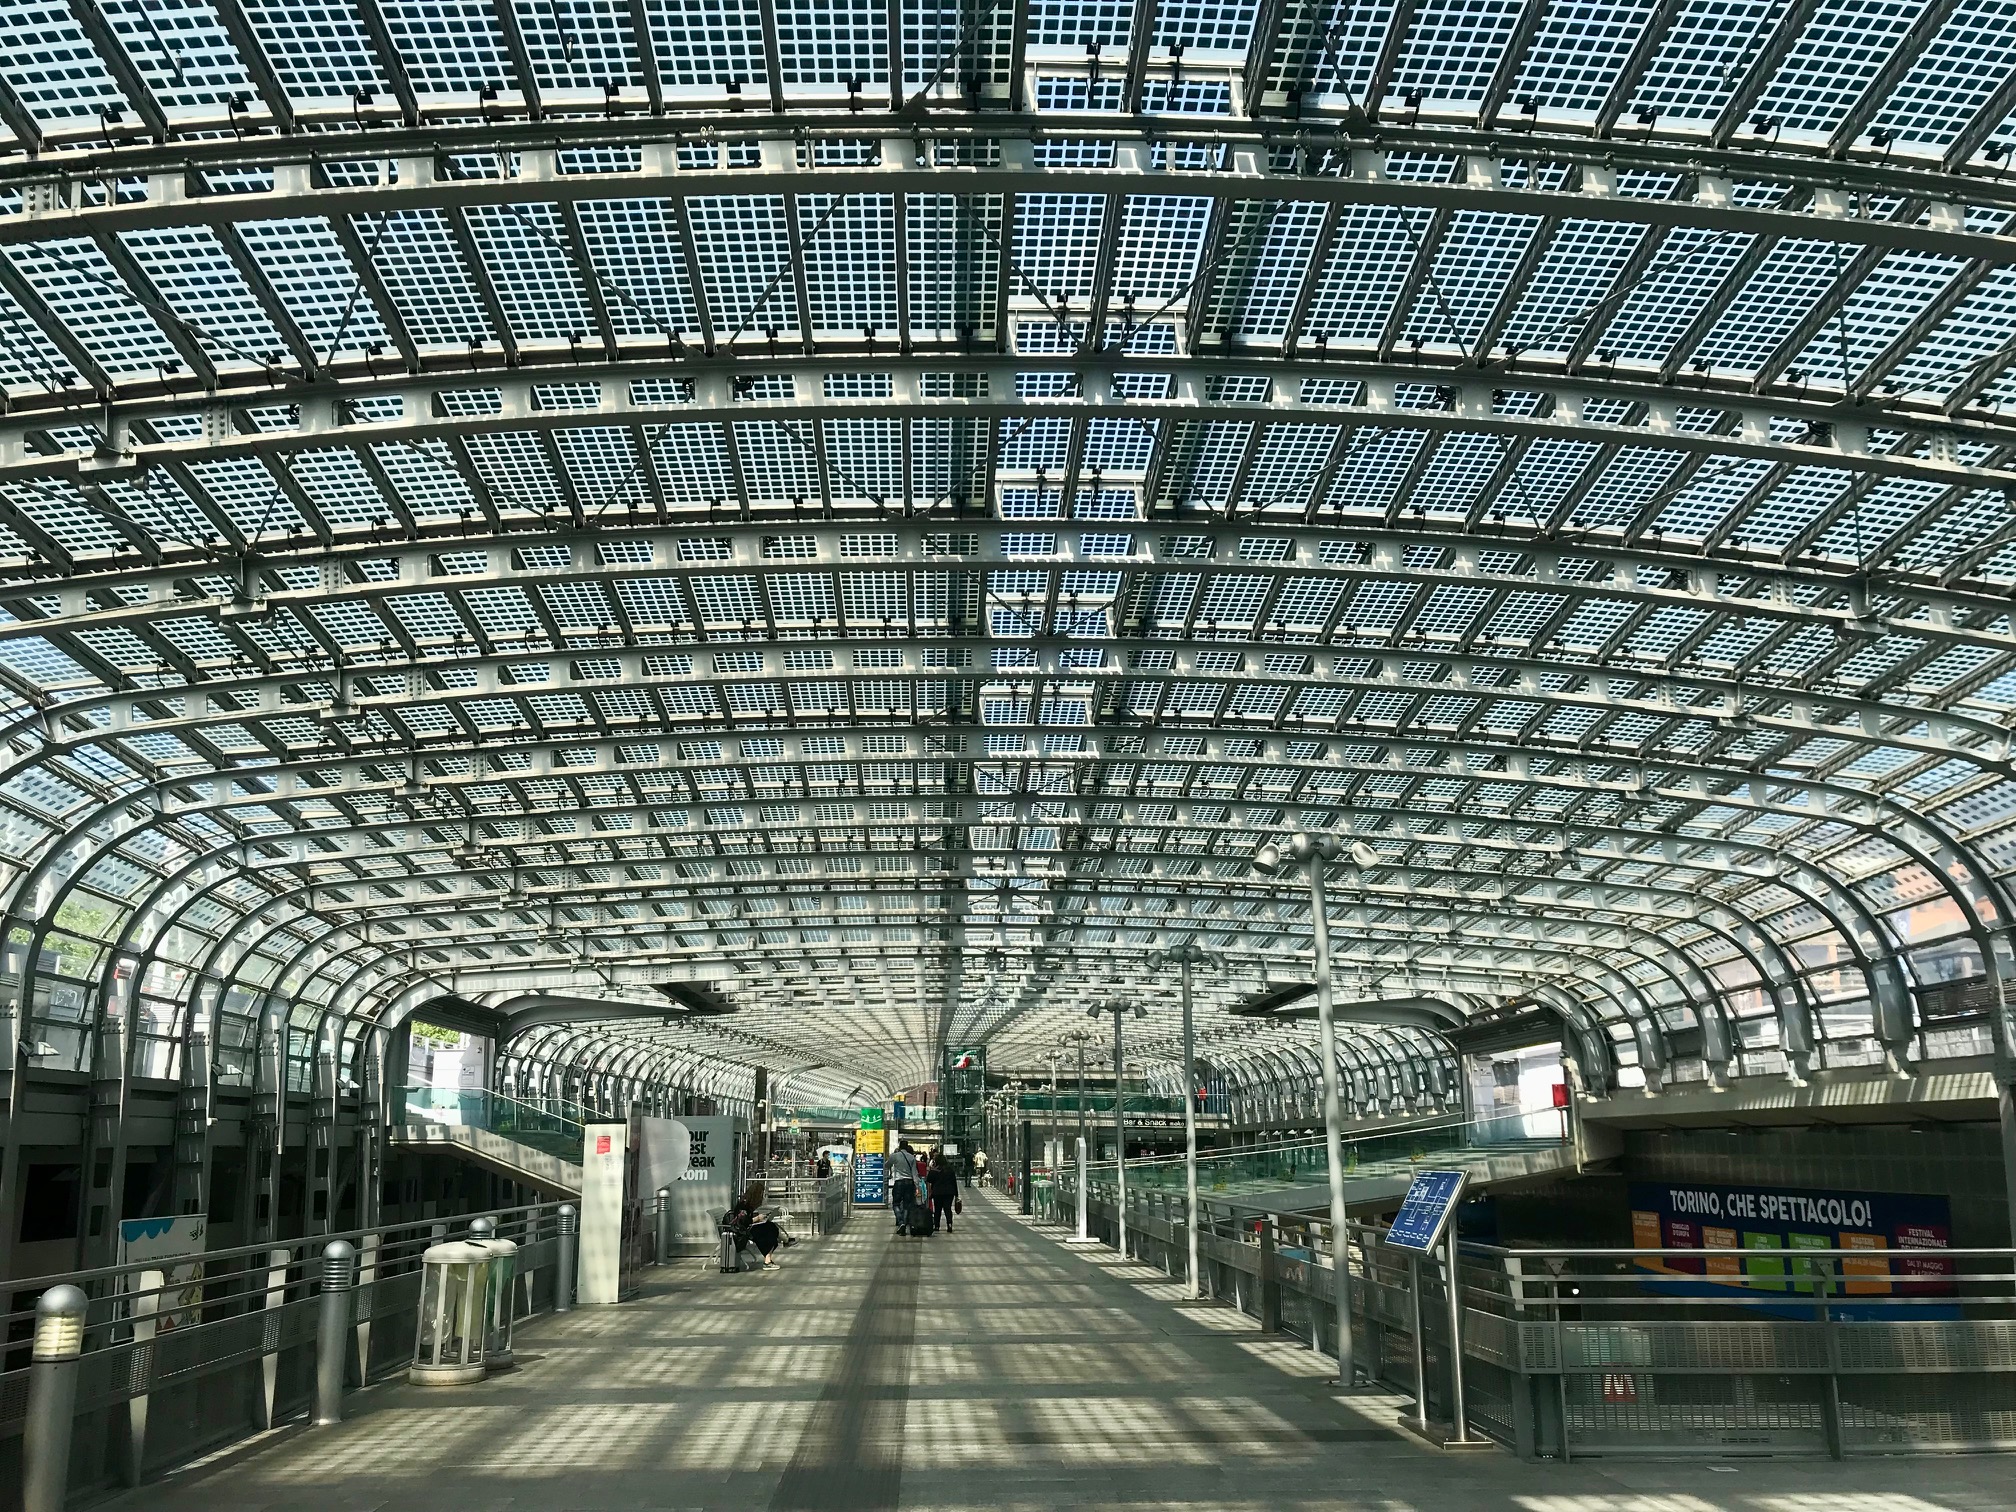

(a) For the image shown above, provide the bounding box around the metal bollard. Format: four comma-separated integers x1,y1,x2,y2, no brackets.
468,1214,497,1241
655,1187,673,1263
555,1204,578,1313
315,1240,357,1426
24,1284,87,1512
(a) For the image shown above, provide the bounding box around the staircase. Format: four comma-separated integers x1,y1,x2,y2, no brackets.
390,1088,585,1196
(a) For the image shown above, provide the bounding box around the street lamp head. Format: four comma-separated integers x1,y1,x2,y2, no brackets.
1349,839,1380,868
1290,831,1342,863
1251,838,1282,873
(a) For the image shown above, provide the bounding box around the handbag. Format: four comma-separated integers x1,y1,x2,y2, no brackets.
954,1198,963,1214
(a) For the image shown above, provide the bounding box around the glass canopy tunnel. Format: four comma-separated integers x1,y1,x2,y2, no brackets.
3,0,2016,1274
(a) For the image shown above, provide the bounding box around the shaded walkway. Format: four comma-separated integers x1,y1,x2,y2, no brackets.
108,1199,2016,1511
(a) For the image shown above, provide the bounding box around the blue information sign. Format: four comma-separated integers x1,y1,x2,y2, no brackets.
1385,1170,1468,1253
853,1152,886,1205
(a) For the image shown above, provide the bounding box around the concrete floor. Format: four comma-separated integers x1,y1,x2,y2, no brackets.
106,1191,2016,1512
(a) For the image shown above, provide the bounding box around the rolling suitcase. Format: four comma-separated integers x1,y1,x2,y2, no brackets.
719,1230,743,1271
908,1201,935,1238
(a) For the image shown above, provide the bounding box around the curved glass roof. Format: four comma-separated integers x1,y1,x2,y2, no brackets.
3,0,2016,1105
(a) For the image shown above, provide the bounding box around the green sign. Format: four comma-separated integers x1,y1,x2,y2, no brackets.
857,1106,884,1130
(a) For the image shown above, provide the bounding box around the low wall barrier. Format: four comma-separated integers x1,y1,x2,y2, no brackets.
1043,1174,2016,1459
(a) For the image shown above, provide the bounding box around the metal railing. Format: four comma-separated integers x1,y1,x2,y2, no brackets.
1034,1174,2016,1459
0,1202,576,1508
758,1169,852,1236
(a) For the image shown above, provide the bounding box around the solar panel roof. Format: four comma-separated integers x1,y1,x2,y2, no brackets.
3,0,2016,1106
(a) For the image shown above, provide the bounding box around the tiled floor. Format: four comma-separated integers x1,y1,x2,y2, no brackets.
105,1192,2016,1511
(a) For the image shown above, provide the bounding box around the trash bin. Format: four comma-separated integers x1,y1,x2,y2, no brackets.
479,1236,519,1368
410,1240,491,1385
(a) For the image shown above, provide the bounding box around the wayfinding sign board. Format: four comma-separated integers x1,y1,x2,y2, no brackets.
1385,1170,1468,1253
853,1105,887,1205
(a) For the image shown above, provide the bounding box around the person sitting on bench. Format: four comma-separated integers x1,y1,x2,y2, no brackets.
727,1183,783,1269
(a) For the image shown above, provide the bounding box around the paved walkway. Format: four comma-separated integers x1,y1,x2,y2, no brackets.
111,1192,2015,1511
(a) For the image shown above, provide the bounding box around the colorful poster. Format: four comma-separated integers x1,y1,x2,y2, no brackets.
1629,1181,1953,1318
118,1215,206,1332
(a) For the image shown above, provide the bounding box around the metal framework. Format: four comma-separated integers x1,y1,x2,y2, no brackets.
5,0,2016,1270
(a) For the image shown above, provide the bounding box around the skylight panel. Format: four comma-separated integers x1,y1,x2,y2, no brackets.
1237,423,1334,513
650,424,735,505
1630,0,1787,122
466,204,599,343
735,421,822,501
1568,447,1688,530
234,219,392,359
1589,228,1756,366
1870,0,2016,150
1201,200,1325,342
510,0,642,95
642,0,766,91
777,0,886,88
555,426,646,512
1325,428,1430,514
0,282,76,391
355,211,495,348
1,481,123,555
568,198,701,336
1691,238,1844,375
1015,194,1108,304
1386,0,1529,109
378,0,518,98
466,432,567,515
241,0,389,101
1409,433,1509,517
799,194,898,333
688,196,801,339
1112,195,1212,304
100,0,255,114
1303,206,1430,344
1496,219,1648,358
906,195,1002,341
1783,248,1965,391
1401,211,1542,353
0,1,128,120
116,227,290,369
1860,262,2016,403
1753,0,1935,139
1510,0,1658,115
9,238,179,378
286,447,393,527
185,456,309,537
824,419,904,504
1031,0,1133,49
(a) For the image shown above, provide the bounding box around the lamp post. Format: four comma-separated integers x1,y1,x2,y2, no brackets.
1253,830,1359,1389
1087,1001,1147,1258
1147,943,1213,1300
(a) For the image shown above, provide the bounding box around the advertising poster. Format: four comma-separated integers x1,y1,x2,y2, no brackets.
1629,1181,1953,1318
118,1215,207,1332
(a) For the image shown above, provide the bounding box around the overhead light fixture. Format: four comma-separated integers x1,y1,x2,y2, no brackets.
1349,840,1380,868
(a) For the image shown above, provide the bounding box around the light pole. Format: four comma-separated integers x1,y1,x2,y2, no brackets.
1147,943,1213,1300
1253,830,1360,1389
1087,1001,1147,1258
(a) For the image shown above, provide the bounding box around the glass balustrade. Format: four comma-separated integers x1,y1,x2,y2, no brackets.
399,1087,587,1166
